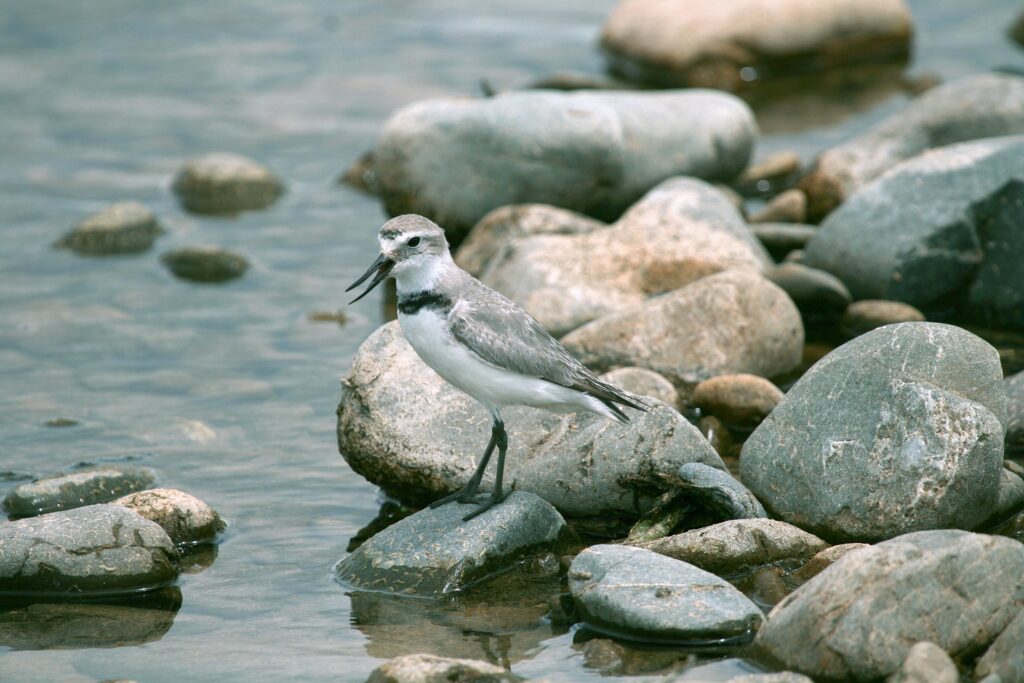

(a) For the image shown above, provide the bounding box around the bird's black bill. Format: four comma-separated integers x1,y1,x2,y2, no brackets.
346,253,394,304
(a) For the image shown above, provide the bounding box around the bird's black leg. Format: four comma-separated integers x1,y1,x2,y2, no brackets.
429,418,500,509
463,417,510,521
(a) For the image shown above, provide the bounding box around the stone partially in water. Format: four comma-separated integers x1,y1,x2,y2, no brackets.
569,544,763,643
364,654,522,683
115,488,224,544
54,202,164,256
756,530,1024,681
886,642,958,683
600,367,678,409
161,246,249,283
172,152,284,215
334,491,567,596
3,466,157,517
840,299,925,338
675,462,767,521
692,374,784,429
0,504,179,597
975,607,1024,683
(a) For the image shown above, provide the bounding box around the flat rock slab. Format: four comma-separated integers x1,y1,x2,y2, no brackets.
335,491,567,596
0,504,179,597
569,544,763,643
4,466,157,517
365,654,522,683
740,322,1006,542
115,488,224,544
756,529,1024,681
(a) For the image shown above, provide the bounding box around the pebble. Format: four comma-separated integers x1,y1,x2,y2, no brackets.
735,151,802,194
748,190,807,224
54,202,164,255
750,224,817,262
692,374,784,429
115,488,224,544
364,654,522,683
172,152,284,215
600,367,679,408
161,246,249,283
886,642,958,683
3,466,157,517
791,543,868,583
840,299,926,338
766,262,852,326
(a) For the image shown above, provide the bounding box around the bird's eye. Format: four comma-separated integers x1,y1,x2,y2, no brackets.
407,236,421,247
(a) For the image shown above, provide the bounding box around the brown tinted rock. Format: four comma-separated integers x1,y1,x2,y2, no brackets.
792,543,868,583
841,300,926,338
54,202,163,256
749,190,807,224
115,488,224,544
692,374,784,428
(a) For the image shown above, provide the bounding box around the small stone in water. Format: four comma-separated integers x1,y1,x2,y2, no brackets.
161,246,249,283
364,653,522,683
42,417,79,428
172,152,284,215
54,201,164,256
3,466,157,517
115,488,225,545
308,310,350,326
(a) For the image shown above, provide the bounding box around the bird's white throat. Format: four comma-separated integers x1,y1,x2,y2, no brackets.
393,252,458,295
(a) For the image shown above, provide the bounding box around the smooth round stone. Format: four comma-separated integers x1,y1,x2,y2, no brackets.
115,488,224,544
751,223,817,261
841,299,925,338
54,201,164,255
3,466,157,517
172,152,284,215
601,367,679,407
365,654,522,683
675,462,767,520
749,190,807,225
766,262,852,324
161,246,249,283
888,642,958,683
692,374,784,428
736,151,802,192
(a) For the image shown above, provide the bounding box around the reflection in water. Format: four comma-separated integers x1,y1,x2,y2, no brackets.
179,542,220,574
0,587,181,651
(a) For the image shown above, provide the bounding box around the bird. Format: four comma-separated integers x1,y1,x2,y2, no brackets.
347,214,647,520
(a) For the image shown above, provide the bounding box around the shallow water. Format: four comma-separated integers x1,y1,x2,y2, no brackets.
0,1,1021,681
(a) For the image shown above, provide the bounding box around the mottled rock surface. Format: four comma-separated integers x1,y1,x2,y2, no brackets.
756,530,1024,681
54,202,163,256
4,467,157,517
115,488,224,544
675,462,767,520
975,607,1024,683
364,654,522,683
886,642,958,683
692,374,784,428
741,323,1006,542
172,152,284,214
335,491,566,596
569,544,763,643
840,299,925,338
161,246,249,283
1008,370,1024,451
601,367,679,408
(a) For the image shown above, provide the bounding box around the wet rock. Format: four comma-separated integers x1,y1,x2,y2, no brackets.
751,223,817,261
692,374,783,429
840,299,926,338
601,367,678,408
799,73,1024,220
364,653,522,683
638,519,826,575
54,202,163,256
791,543,868,583
337,321,727,524
675,462,767,520
756,530,1024,681
740,323,1006,542
1007,370,1024,450
454,204,604,277
334,491,566,596
805,136,1024,329
172,152,284,214
723,675,813,683
766,262,852,326
600,0,912,90
886,642,958,683
736,151,802,195
975,607,1024,683
3,466,157,517
479,178,771,335
569,544,763,643
374,90,757,241
0,504,178,597
161,246,249,283
749,190,806,225
561,269,803,396
115,488,224,544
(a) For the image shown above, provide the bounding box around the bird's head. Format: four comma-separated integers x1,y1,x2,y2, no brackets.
346,215,450,303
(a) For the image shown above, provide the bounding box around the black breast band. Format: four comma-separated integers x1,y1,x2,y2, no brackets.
398,290,452,315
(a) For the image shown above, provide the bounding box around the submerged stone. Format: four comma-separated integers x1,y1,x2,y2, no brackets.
161,246,249,283
3,466,157,517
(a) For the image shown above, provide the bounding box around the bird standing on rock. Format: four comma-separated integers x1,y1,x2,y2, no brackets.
347,214,647,520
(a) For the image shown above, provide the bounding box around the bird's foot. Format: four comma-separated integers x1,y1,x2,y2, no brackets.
429,486,482,509
461,489,510,521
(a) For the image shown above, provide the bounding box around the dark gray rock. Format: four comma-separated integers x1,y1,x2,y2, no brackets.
1008,370,1024,451
886,642,958,683
740,323,1006,542
692,374,784,429
54,202,164,256
569,544,763,643
3,466,157,517
840,299,926,338
975,607,1024,683
990,468,1024,525
638,519,826,575
115,488,224,544
675,462,767,520
364,654,522,683
172,152,284,215
766,262,852,325
749,190,807,224
337,321,726,526
0,504,179,597
374,90,757,241
161,246,249,283
804,136,1024,329
751,223,817,261
335,491,566,596
756,530,1024,681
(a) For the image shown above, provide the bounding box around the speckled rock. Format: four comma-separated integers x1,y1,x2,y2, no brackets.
840,300,926,338
887,642,958,683
751,223,817,261
756,530,1024,681
337,321,726,525
791,543,868,583
675,462,767,520
749,190,807,225
800,73,1024,220
0,504,179,597
569,544,763,643
172,152,284,214
561,269,804,396
601,367,679,408
692,374,784,428
477,178,771,335
115,488,224,544
1007,370,1024,451
161,246,249,283
638,519,826,575
600,0,912,89
975,607,1024,683
3,467,157,517
54,202,163,255
335,491,566,596
766,262,852,325
374,90,757,242
365,654,522,683
740,323,1006,542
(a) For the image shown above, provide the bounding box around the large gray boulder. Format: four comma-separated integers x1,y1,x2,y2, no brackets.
561,269,804,396
473,179,770,335
474,178,771,335
800,73,1024,220
374,90,757,241
569,544,763,643
335,491,566,596
0,504,179,596
337,322,726,525
600,0,912,90
756,530,1024,681
740,323,1006,542
804,136,1024,329
3,466,157,517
